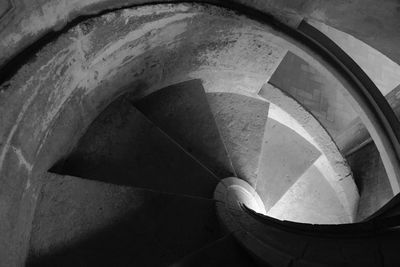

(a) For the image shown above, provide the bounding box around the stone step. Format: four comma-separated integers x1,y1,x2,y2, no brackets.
268,51,358,139
28,173,222,266
267,163,351,224
170,234,256,267
54,95,218,198
207,92,269,187
256,118,321,211
133,80,235,178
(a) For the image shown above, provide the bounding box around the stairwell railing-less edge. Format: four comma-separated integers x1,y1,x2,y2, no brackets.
215,19,400,266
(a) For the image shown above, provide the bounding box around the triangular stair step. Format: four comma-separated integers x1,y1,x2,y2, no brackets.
267,164,351,224
170,234,256,267
207,92,269,187
133,80,235,178
53,95,218,198
256,118,321,211
268,51,358,139
28,173,222,267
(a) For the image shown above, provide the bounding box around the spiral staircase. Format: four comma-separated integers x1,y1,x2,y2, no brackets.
1,1,400,267
25,78,335,266
24,77,397,266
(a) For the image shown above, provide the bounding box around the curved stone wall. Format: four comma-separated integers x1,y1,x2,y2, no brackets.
1,0,399,72
0,4,296,265
0,2,384,265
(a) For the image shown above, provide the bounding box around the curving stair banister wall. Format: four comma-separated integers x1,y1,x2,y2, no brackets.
0,2,400,266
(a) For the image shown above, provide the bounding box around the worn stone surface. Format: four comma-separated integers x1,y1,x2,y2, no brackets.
267,163,351,224
269,51,358,139
332,85,400,156
0,2,378,264
28,173,222,266
56,94,219,198
207,92,269,186
0,4,289,264
172,234,256,267
1,0,400,71
134,79,235,178
309,20,400,97
335,117,371,155
260,84,359,221
347,142,393,221
310,20,400,156
256,118,320,212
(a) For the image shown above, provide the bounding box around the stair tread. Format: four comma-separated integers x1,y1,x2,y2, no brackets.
171,234,256,267
256,118,321,211
268,51,358,139
55,95,218,198
207,92,269,187
28,173,222,267
134,80,235,178
267,165,351,224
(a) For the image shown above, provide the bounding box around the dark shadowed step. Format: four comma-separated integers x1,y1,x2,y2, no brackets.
207,92,269,187
133,80,235,178
171,234,256,267
256,118,320,211
28,173,222,267
54,95,218,198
